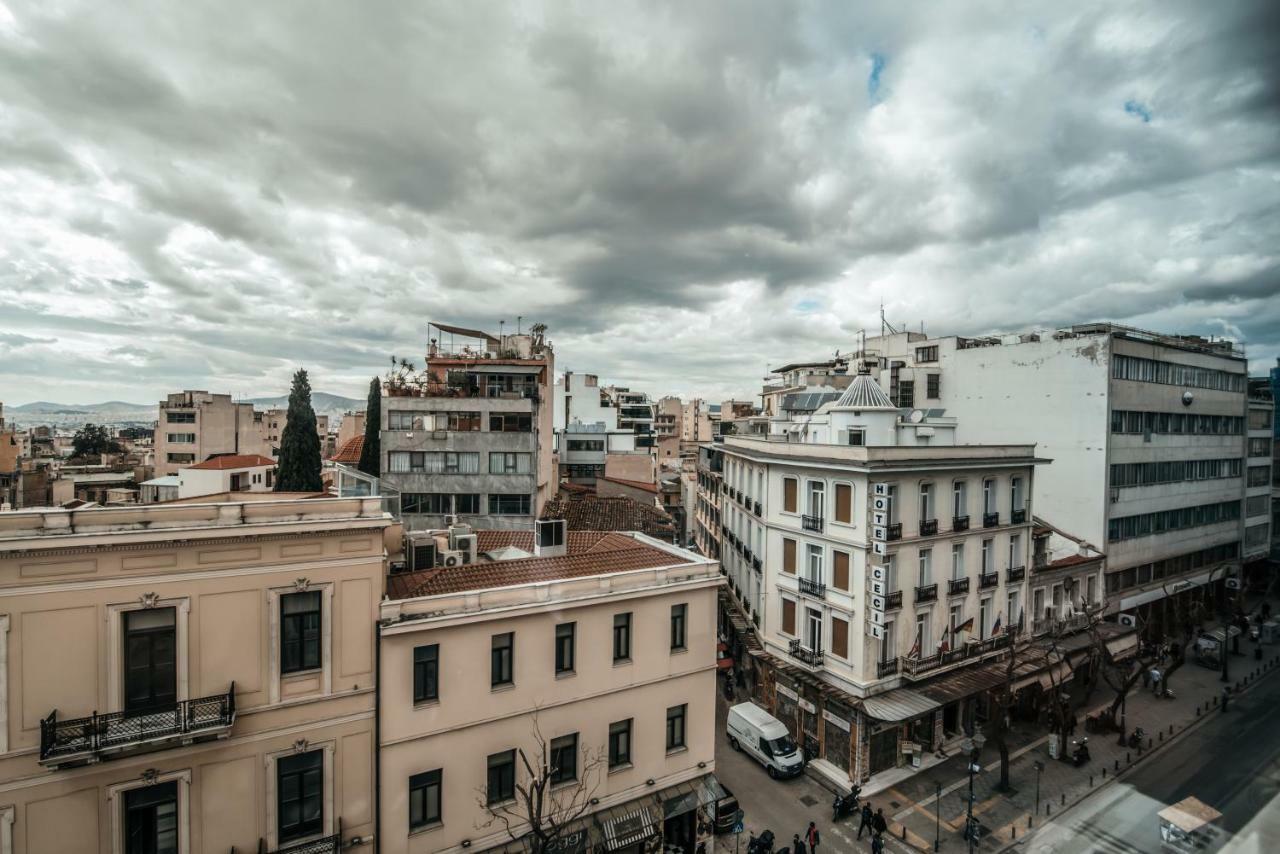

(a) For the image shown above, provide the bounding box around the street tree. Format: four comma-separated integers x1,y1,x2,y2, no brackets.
357,376,380,477
274,369,323,492
477,714,605,854
71,423,121,458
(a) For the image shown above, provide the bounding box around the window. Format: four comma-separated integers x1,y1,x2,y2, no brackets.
281,591,321,675
881,619,896,662
951,543,965,580
1107,500,1242,542
983,479,995,514
949,604,963,636
1110,409,1242,435
847,429,865,446
831,615,849,659
454,493,480,514
550,733,578,784
982,539,993,574
783,477,798,513
491,632,514,686
388,410,415,430
166,433,195,444
489,452,532,474
124,780,178,854
926,373,941,399
885,552,898,592
1007,591,1020,630
832,550,850,591
446,411,482,431
278,750,324,843
805,544,823,583
488,494,532,515
1009,535,1021,567
918,548,932,585
834,483,853,523
1085,575,1098,606
609,719,633,768
124,607,177,714
979,597,991,639
896,380,915,408
953,481,966,518
914,611,931,651
165,411,195,423
1010,477,1024,511
387,451,480,474
555,622,575,674
487,750,516,804
489,413,533,432
1248,466,1270,487
1112,354,1245,392
916,345,939,363
670,604,687,651
807,480,825,518
409,769,442,830
666,705,687,751
166,453,195,464
613,613,632,662
566,439,605,452
782,537,797,574
782,598,796,635
885,484,899,523
413,644,439,703
919,482,934,521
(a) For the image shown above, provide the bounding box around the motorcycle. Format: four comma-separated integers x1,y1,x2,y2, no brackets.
747,829,775,854
833,786,862,821
1070,737,1090,767
1127,727,1145,749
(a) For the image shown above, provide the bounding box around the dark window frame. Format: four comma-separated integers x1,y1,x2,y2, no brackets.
550,733,579,785
413,644,439,703
670,604,687,651
666,704,687,751
608,719,633,768
491,632,514,687
555,622,576,674
409,769,442,830
487,750,517,805
277,749,324,843
281,590,322,675
613,612,632,662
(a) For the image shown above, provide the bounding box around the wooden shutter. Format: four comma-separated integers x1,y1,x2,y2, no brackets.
782,599,796,635
783,538,797,574
835,483,852,523
831,616,849,659
783,477,798,513
833,550,850,591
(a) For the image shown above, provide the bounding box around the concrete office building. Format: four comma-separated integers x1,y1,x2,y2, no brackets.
154,391,274,477
0,493,393,854
1245,393,1273,577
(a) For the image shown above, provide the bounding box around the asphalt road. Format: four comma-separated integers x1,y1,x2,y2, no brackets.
1024,669,1280,854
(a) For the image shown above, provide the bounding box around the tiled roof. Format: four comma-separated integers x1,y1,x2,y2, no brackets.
1046,553,1102,569
541,492,676,540
601,475,659,494
386,531,681,598
474,529,622,554
186,454,276,470
330,435,364,463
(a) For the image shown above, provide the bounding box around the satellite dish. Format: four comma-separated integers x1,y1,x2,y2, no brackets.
909,409,925,423
1182,391,1194,407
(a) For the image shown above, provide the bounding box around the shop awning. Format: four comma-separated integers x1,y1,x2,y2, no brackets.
1106,633,1139,661
662,774,729,819
917,661,1011,705
861,687,941,722
600,804,659,851
1011,660,1071,692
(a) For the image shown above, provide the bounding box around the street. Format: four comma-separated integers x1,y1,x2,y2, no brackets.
1023,666,1280,853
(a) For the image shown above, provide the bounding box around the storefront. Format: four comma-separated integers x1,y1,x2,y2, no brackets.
860,688,942,775
822,702,854,776
587,775,725,854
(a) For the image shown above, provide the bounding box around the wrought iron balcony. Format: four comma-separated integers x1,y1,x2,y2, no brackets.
983,512,1000,528
1006,565,1025,583
919,519,938,536
752,557,762,572
948,577,970,596
900,632,1011,679
979,571,1000,589
877,658,900,679
884,590,903,610
40,684,236,767
952,515,970,532
886,522,903,541
1011,508,1027,524
788,638,823,668
914,583,938,603
754,501,762,517
259,819,344,854
798,577,827,598
801,514,824,532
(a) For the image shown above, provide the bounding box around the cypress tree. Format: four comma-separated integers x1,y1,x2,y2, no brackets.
274,368,323,492
357,376,381,477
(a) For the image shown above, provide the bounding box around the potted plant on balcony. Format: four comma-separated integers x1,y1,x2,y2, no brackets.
384,355,418,396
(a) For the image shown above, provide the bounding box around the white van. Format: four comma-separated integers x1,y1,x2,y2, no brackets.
726,702,804,779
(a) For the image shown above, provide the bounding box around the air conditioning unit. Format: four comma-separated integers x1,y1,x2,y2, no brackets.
1118,613,1137,628
535,518,568,557
453,533,477,564
439,549,464,568
405,534,438,572
443,514,460,527
1225,577,1241,590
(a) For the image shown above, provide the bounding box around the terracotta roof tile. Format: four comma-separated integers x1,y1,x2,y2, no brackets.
329,435,364,464
1046,553,1101,570
186,454,276,470
600,475,659,494
540,491,675,541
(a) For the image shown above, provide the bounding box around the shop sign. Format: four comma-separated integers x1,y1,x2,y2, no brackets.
823,709,851,732
776,683,798,702
870,565,886,582
869,594,885,611
798,697,816,714
865,621,884,639
872,525,887,540
872,541,887,556
869,579,885,596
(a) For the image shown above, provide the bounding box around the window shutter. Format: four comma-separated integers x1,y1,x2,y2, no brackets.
835,483,852,523
782,599,796,635
784,478,798,513
831,616,849,659
783,538,796,574
833,550,850,591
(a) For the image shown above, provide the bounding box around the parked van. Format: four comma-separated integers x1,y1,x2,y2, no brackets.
726,702,804,778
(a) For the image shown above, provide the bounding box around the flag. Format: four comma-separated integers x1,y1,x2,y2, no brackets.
908,627,921,658
992,612,1002,634
938,625,950,653
1017,608,1025,631
955,616,975,635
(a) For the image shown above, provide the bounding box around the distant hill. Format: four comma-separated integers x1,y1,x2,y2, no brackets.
10,400,154,414
8,393,363,426
243,392,363,414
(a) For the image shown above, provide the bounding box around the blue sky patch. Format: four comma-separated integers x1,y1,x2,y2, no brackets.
1124,99,1152,123
868,53,887,102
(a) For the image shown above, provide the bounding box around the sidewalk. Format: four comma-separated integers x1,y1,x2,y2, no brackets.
862,623,1280,852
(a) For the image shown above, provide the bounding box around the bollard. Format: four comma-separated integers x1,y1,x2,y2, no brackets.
1089,774,1094,787
1148,738,1153,749
1029,815,1033,829
1061,793,1066,806
1197,706,1201,717
1012,826,1016,840
1159,731,1164,742
1126,752,1131,763
1102,766,1107,779
1169,723,1174,734
901,825,907,841
1114,759,1119,771
1047,803,1052,816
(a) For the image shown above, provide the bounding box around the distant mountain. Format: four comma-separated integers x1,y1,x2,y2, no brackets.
8,393,362,425
243,392,363,415
10,400,153,414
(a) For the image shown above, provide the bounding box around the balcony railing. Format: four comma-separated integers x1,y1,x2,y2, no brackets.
260,820,344,854
948,577,970,596
1006,565,1026,583
754,501,762,517
899,632,1012,678
1033,613,1089,637
788,638,824,668
914,583,938,603
983,512,1000,528
1011,508,1027,524
40,684,236,767
801,514,824,532
877,658,900,679
798,577,827,598
884,590,903,610
919,519,938,536
952,515,969,532
752,557,762,571
979,571,1000,589
886,522,903,541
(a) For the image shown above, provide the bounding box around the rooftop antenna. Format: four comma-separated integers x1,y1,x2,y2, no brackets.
499,319,505,351
517,315,523,336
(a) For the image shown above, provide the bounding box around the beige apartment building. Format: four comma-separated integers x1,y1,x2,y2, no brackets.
377,522,726,854
154,392,274,477
0,493,394,854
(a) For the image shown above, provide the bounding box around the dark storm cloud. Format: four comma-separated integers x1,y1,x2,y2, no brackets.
0,0,1277,406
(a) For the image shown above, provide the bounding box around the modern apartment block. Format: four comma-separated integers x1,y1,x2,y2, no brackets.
603,387,657,449
843,323,1249,637
553,372,644,484
715,369,1055,783
380,323,555,531
1245,393,1273,575
0,494,393,854
154,391,274,477
378,521,725,854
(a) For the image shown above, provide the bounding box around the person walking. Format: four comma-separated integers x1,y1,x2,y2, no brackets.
871,833,885,854
805,821,820,853
857,802,874,840
792,833,806,854
872,808,888,838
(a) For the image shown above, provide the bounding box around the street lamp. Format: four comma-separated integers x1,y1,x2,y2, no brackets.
934,781,941,852
960,734,986,853
1116,689,1127,747
1033,760,1044,820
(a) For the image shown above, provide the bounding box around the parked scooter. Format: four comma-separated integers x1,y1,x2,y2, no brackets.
747,829,775,854
833,785,862,821
1071,737,1091,767
1127,727,1145,749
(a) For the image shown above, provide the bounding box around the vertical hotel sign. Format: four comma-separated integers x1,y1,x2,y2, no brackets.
866,482,891,639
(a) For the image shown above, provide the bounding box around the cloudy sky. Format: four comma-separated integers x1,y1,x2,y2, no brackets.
2,1,1278,406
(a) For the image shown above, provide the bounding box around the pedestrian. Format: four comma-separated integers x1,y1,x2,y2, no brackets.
1222,685,1231,713
872,808,888,837
805,821,820,853
871,833,884,854
857,802,874,840
793,833,806,854
1151,667,1162,696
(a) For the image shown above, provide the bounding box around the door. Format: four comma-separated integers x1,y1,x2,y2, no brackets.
124,781,178,854
869,727,898,774
124,608,177,714
806,609,823,652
